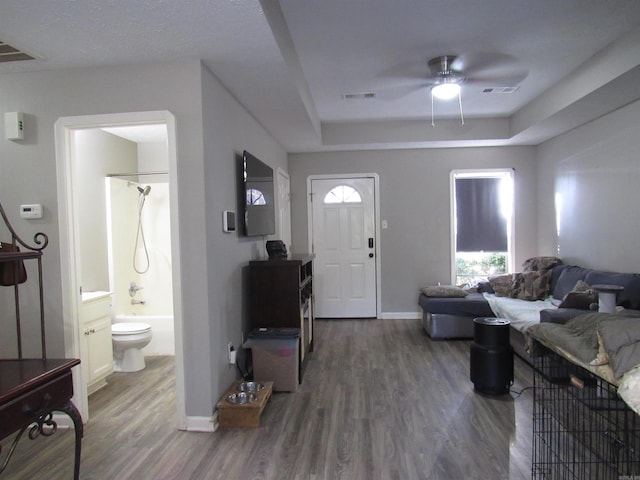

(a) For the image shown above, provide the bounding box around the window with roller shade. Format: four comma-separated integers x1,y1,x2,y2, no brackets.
451,170,514,285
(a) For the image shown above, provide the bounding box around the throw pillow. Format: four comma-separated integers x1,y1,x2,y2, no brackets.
572,280,592,293
522,256,563,272
420,285,468,297
558,280,598,309
488,274,514,297
511,270,553,301
559,292,597,309
476,281,494,294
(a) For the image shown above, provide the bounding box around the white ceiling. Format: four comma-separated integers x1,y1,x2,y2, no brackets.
1,1,640,152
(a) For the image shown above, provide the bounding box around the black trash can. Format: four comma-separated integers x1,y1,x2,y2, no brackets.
470,317,513,395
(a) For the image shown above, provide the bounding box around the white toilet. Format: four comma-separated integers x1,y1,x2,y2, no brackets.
111,322,152,372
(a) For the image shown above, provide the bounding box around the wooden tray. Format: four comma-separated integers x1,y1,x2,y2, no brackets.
217,380,273,428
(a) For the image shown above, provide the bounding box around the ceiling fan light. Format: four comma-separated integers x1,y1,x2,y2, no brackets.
431,83,460,100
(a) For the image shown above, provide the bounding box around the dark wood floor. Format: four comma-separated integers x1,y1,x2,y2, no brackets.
1,319,534,479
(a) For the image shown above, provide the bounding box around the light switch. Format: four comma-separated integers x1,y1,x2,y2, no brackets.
381,220,388,229
223,210,236,232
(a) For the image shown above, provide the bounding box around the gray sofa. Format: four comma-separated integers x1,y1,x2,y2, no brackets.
419,264,640,363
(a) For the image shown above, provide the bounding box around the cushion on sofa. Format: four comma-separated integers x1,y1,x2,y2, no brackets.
540,308,588,324
552,266,591,300
549,265,567,296
584,271,640,310
512,270,554,301
489,274,514,297
418,293,494,317
477,281,494,294
557,279,598,309
420,285,468,297
559,292,597,310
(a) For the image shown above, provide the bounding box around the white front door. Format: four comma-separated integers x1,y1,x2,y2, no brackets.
311,177,377,318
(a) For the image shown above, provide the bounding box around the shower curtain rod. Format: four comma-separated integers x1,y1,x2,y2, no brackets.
107,171,168,178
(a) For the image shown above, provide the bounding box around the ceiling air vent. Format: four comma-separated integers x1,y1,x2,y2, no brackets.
0,40,35,63
482,86,519,94
342,92,376,100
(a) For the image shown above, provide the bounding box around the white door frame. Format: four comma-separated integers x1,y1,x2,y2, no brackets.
307,173,381,318
276,167,292,250
54,111,186,429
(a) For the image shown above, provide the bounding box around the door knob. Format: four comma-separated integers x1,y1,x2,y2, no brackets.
369,253,374,258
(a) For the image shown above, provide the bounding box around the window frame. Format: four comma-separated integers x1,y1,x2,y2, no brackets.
449,169,515,284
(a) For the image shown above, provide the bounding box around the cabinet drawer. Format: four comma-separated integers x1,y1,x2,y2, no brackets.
85,315,113,334
82,297,111,323
0,371,73,436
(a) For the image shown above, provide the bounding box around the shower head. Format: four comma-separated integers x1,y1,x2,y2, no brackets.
137,185,151,196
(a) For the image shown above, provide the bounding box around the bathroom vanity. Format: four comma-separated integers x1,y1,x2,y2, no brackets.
80,292,114,395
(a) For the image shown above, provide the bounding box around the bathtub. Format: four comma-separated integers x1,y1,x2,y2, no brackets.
113,314,175,356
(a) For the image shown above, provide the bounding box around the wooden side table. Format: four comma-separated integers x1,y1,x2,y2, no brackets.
0,358,83,480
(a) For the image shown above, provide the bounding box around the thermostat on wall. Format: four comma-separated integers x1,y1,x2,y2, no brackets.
20,204,43,219
223,210,236,233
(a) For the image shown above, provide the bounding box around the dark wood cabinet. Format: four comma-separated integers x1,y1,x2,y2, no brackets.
249,254,315,379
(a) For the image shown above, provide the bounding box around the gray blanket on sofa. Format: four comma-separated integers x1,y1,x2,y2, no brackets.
528,310,640,379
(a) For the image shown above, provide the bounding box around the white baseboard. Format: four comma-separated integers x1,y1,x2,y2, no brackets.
379,312,422,320
56,411,217,433
185,414,217,432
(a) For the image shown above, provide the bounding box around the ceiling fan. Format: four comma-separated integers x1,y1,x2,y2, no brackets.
424,53,526,92
372,52,527,126
420,53,527,126
423,55,467,126
426,55,466,100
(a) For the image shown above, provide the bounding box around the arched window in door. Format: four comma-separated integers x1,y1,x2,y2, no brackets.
246,188,267,205
323,185,362,204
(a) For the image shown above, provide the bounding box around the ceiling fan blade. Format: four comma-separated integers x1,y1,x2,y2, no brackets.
451,52,519,76
465,70,529,87
376,58,430,82
375,82,431,101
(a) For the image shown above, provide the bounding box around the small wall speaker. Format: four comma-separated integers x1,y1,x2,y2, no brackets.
223,210,236,233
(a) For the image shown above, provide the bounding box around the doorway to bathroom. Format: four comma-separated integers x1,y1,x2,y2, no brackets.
55,111,186,428
106,170,174,358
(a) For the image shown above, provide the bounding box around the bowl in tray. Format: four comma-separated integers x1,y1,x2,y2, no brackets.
237,381,264,393
227,392,257,405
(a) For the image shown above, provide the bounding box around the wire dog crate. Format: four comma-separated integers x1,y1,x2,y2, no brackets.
532,343,640,479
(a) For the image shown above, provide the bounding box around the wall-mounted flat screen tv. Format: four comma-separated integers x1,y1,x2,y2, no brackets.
241,150,275,237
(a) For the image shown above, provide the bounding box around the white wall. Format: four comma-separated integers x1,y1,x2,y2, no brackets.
108,177,173,318
537,99,640,273
74,129,138,292
288,146,538,314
